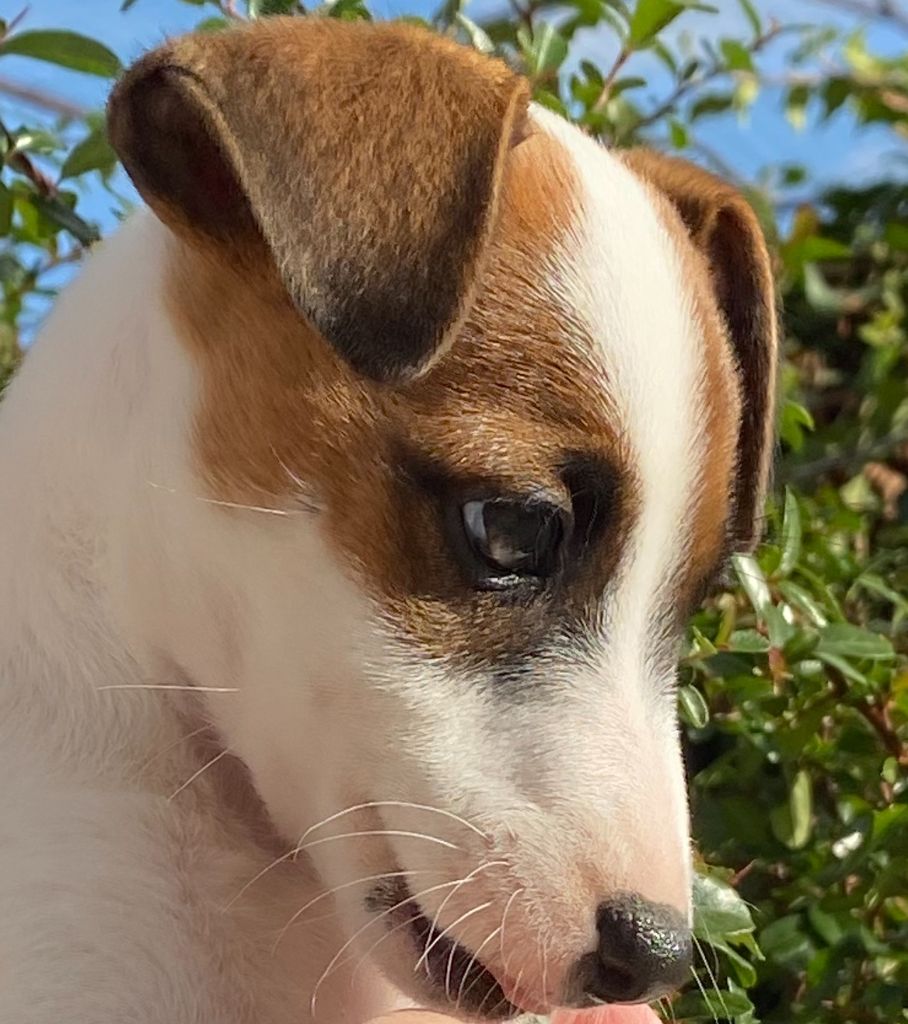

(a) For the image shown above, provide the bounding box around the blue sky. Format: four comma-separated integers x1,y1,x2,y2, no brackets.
0,0,904,238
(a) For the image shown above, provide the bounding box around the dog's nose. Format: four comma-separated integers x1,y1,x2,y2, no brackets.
586,894,692,1004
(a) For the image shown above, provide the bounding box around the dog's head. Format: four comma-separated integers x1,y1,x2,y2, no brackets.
109,17,776,1018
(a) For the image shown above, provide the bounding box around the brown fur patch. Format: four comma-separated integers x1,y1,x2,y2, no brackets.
166,126,636,665
620,150,778,557
624,173,742,613
108,18,529,381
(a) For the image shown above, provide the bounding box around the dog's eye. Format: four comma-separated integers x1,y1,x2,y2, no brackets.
460,498,565,584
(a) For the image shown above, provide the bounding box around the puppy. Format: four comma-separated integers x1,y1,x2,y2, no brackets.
0,16,776,1024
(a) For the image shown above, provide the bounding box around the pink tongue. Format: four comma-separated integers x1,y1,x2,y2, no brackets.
552,1006,662,1024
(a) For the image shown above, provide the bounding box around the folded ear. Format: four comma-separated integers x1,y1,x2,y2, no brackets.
107,18,529,381
621,150,779,552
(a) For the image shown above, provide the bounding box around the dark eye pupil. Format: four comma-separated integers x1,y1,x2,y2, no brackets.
462,499,564,578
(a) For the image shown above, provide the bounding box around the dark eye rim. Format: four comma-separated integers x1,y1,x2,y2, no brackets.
449,493,571,591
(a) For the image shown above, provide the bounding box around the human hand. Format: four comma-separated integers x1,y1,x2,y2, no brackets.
366,1003,662,1024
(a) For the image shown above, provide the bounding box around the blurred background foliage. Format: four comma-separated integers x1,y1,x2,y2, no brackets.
0,1,906,1022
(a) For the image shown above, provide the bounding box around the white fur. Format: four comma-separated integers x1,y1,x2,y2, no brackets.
0,109,710,1021
0,214,403,1024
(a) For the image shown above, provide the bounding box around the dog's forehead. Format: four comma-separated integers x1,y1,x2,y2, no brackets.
167,102,740,668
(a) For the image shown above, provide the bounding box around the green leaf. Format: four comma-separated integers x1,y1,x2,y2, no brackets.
849,572,908,617
0,30,123,78
760,914,812,967
669,118,689,148
517,23,568,77
765,603,795,648
884,221,908,251
720,38,755,72
693,871,756,940
799,236,853,261
736,0,761,36
786,82,811,130
322,0,373,20
777,487,802,578
779,399,815,451
680,684,710,728
29,194,100,246
671,989,753,1021
783,628,820,663
0,182,12,236
628,0,716,48
807,905,845,946
652,39,678,73
248,0,298,15
195,16,231,31
771,769,813,849
60,129,117,181
732,553,773,620
804,263,848,314
816,622,895,661
690,91,735,121
454,12,495,54
726,628,770,653
816,650,868,685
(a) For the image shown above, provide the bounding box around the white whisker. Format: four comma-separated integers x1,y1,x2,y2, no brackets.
693,935,730,1023
98,684,240,693
413,860,508,974
689,961,720,1024
226,867,427,915
168,747,230,801
231,828,460,908
456,922,502,1011
349,912,423,987
270,448,321,513
146,480,303,518
444,922,459,1004
297,800,487,844
426,899,494,1002
298,829,461,854
306,877,475,1019
498,886,524,976
139,724,213,773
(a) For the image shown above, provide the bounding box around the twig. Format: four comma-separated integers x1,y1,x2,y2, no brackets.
592,47,632,114
0,112,56,198
859,700,908,765
0,75,88,119
1,6,30,40
826,671,908,767
217,0,245,19
507,0,538,34
779,430,908,486
630,20,789,134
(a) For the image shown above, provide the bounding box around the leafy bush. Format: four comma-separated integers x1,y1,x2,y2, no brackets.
1,1,906,1022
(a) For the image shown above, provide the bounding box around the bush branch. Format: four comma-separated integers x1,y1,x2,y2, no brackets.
631,21,789,134
780,430,908,486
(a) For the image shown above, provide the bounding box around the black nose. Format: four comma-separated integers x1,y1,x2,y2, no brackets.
581,893,692,1004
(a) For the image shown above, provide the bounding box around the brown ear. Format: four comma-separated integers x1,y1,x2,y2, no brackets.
107,18,529,382
621,150,779,552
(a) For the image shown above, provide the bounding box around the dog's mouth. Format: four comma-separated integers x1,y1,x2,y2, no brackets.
368,878,518,1019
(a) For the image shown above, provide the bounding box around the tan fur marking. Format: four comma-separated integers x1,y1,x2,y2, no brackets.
109,18,530,381
620,150,778,558
626,176,742,605
166,129,635,662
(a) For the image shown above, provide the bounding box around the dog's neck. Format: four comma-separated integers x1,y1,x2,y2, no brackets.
0,212,201,776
